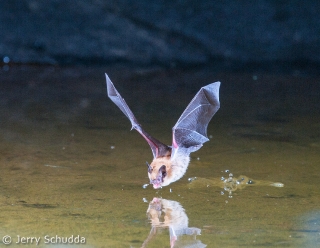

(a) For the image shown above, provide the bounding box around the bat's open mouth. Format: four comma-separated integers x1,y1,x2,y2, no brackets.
150,165,167,189
152,182,162,189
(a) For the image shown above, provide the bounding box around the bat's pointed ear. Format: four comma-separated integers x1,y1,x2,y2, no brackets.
146,161,152,173
159,165,167,177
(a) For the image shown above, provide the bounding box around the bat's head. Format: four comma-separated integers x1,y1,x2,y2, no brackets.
147,152,190,189
147,157,172,189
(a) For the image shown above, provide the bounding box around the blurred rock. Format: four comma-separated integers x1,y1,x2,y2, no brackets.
1,0,319,68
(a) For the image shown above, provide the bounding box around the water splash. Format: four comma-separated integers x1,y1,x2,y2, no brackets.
142,184,149,189
188,171,284,199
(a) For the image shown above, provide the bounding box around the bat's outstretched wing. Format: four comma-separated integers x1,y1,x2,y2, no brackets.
106,74,170,158
171,82,220,158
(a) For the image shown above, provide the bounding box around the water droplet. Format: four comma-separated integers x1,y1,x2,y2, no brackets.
142,184,149,189
225,169,229,173
110,146,115,149
188,177,197,182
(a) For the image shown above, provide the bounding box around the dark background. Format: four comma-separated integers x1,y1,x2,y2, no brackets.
1,0,320,74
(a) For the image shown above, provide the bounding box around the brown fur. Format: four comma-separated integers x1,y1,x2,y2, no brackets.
148,151,172,181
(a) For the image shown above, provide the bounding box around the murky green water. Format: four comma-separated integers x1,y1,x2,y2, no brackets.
0,66,319,247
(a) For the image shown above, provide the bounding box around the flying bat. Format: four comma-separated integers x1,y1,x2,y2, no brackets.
106,74,220,189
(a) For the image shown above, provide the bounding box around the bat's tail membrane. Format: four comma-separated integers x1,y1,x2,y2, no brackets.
105,74,170,158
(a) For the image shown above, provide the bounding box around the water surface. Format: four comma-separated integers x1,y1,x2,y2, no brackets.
0,66,319,247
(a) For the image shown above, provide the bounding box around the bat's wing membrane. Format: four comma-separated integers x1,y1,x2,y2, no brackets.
172,82,220,158
106,74,170,158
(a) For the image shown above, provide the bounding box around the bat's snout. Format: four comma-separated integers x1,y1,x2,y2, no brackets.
149,165,167,189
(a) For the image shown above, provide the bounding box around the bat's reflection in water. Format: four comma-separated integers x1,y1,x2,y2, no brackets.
142,198,206,248
188,173,284,198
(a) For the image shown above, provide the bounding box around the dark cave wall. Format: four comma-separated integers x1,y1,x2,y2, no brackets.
1,0,319,66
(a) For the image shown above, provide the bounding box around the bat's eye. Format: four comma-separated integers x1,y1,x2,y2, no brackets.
159,165,167,178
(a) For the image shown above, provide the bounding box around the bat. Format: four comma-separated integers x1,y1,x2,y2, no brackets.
106,74,220,189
